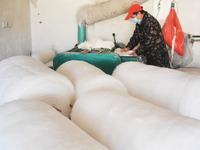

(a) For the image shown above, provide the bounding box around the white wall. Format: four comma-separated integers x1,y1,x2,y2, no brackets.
30,0,94,53
0,0,31,61
30,0,200,66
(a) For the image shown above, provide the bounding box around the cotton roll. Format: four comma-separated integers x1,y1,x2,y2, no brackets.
177,67,200,75
0,100,108,150
32,49,55,64
56,60,128,100
77,0,147,25
0,56,75,116
112,62,200,120
71,90,200,150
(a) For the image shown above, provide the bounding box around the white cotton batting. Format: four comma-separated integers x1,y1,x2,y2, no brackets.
177,67,200,76
32,49,55,64
78,38,114,50
71,89,200,150
112,62,200,120
56,60,128,101
77,0,148,25
0,100,108,150
0,56,75,117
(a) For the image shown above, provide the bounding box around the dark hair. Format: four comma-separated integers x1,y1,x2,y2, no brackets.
133,10,145,15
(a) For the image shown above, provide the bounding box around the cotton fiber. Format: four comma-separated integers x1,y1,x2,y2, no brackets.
113,62,200,120
32,49,55,67
56,60,128,101
71,89,200,150
177,67,200,75
78,38,114,50
77,0,147,25
0,100,108,150
0,56,74,116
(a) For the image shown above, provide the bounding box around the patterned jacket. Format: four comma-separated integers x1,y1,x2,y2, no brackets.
126,11,170,67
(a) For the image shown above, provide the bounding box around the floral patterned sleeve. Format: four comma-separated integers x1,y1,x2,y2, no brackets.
135,21,162,56
126,25,140,50
136,24,154,56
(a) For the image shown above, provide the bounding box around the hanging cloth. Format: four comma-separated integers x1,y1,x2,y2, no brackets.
162,5,184,56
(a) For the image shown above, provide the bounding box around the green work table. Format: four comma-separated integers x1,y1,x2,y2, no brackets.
53,53,137,75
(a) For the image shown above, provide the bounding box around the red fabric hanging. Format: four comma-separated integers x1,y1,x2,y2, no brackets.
162,8,184,56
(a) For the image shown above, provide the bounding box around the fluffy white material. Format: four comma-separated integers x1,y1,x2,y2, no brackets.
177,67,200,75
71,89,200,150
77,0,147,25
56,60,128,101
0,56,75,116
94,0,110,5
0,100,108,150
112,62,200,120
32,49,55,66
78,38,114,50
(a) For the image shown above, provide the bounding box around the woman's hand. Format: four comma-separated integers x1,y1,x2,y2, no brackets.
121,47,130,53
129,52,137,56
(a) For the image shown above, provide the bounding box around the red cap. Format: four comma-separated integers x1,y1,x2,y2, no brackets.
125,4,143,20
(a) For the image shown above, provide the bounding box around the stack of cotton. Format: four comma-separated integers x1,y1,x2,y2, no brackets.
177,67,200,75
32,49,55,67
71,89,200,150
56,60,128,101
0,56,74,116
112,62,200,120
78,38,114,50
57,60,200,149
0,100,108,150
